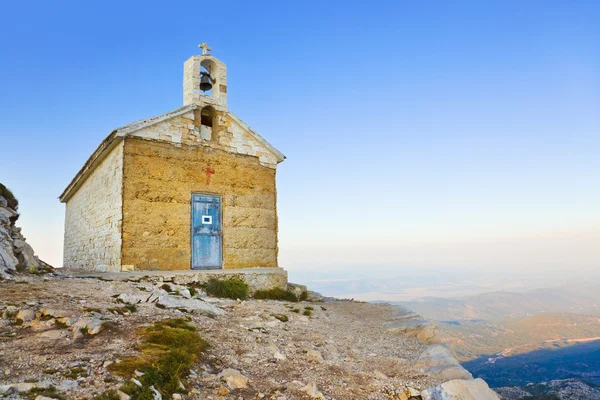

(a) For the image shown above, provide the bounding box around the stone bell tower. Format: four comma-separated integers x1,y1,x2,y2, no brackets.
183,42,228,109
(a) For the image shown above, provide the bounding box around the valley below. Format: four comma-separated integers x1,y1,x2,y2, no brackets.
392,282,600,398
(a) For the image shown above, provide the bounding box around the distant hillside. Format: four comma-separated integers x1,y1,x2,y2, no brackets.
399,284,600,322
495,379,600,400
463,339,600,387
441,313,600,361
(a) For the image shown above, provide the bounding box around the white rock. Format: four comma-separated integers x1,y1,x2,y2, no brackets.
15,309,35,322
0,380,52,394
59,379,78,390
265,320,280,328
117,391,131,400
273,351,286,361
219,368,248,389
150,385,162,400
421,378,500,400
117,293,149,304
302,382,325,399
38,330,69,340
156,295,225,316
307,350,324,362
72,318,104,336
56,316,78,327
415,345,473,380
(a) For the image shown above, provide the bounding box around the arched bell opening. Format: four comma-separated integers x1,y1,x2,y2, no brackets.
200,59,219,98
200,106,218,141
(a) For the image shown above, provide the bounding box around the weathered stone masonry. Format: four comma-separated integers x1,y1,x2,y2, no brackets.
63,142,123,272
121,136,278,271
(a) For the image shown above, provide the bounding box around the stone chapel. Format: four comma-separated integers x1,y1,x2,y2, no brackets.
59,44,285,272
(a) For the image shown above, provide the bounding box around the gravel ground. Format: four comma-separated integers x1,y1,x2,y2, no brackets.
0,274,442,399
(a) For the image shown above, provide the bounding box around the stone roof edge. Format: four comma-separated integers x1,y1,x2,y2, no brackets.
227,111,286,163
58,105,197,203
59,104,285,203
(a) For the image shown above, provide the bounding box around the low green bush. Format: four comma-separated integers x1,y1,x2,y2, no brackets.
203,277,248,300
108,318,208,400
253,288,298,302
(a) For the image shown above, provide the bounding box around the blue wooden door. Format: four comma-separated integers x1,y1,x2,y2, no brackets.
191,194,222,269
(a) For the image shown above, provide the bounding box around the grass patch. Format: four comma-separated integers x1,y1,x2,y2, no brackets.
320,306,327,311
84,307,102,313
253,288,298,302
93,391,121,400
188,287,197,297
273,314,289,322
108,305,137,315
203,277,248,300
55,320,69,329
299,291,308,301
160,283,173,292
108,318,208,400
25,386,65,400
64,367,87,379
304,306,314,311
79,327,90,336
303,309,313,317
102,321,120,331
291,308,300,313
43,368,58,375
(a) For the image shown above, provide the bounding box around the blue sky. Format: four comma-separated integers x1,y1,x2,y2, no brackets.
0,1,598,284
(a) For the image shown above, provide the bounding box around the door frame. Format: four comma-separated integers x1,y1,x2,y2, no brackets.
190,192,224,270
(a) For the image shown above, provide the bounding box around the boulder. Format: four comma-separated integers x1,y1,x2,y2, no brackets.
38,330,69,340
0,380,53,395
287,282,307,298
219,368,248,389
301,382,325,399
72,318,104,337
156,295,224,316
421,378,500,400
15,309,36,323
0,187,53,277
415,345,473,380
307,350,324,362
386,306,439,343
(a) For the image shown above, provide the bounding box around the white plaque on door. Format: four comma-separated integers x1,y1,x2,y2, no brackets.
202,215,212,225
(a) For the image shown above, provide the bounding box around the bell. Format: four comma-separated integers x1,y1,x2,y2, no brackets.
200,72,213,92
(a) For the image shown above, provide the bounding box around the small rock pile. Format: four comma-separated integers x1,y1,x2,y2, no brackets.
0,183,53,279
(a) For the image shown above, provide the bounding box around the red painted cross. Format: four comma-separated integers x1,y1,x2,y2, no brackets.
204,168,215,185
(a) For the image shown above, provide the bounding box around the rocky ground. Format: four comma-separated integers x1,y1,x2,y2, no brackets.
0,188,52,279
495,378,600,400
0,273,499,400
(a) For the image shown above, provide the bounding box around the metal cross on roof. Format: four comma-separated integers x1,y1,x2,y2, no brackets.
198,42,211,55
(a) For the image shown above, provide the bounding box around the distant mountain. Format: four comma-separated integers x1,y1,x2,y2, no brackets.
495,379,600,400
399,284,600,322
441,313,600,361
463,339,600,387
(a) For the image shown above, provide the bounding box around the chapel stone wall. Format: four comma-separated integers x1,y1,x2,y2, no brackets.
63,142,124,271
121,136,279,271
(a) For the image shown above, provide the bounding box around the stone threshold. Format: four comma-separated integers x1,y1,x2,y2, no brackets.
56,267,288,292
